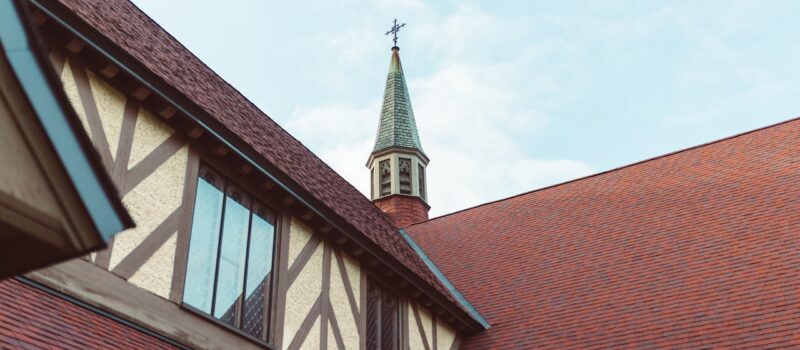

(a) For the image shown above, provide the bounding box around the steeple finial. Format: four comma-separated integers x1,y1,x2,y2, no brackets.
385,18,406,48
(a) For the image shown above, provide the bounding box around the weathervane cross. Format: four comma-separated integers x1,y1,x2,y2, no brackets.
385,18,406,47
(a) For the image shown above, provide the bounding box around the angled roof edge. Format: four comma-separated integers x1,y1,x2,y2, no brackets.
399,229,490,329
410,115,800,226
33,0,480,329
371,47,425,156
0,0,132,240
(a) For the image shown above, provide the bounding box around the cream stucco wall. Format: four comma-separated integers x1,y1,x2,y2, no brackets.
329,251,360,348
408,301,460,350
59,58,186,299
58,55,462,349
284,218,324,347
283,217,363,349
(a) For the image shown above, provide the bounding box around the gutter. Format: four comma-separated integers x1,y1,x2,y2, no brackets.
27,0,483,331
399,229,490,330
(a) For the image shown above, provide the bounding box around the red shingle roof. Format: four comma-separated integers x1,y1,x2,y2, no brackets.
407,118,800,349
0,279,180,349
49,0,467,318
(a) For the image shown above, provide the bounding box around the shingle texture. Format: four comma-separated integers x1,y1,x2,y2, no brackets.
407,118,800,349
372,48,424,154
53,0,466,318
0,279,179,349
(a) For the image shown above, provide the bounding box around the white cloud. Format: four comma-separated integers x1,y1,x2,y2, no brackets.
287,55,594,217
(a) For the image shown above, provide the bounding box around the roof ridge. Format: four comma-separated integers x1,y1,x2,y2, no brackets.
408,115,800,227
124,0,377,219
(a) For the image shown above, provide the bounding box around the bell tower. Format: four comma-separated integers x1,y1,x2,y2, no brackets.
367,20,429,227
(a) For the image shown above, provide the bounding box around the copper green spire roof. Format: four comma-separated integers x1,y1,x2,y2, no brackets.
372,47,425,155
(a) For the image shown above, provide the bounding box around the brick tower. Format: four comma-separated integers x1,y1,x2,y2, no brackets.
367,45,430,228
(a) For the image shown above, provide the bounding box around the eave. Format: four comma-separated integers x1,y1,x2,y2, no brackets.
29,0,486,333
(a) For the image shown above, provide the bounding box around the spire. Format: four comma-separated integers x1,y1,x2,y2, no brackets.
372,47,425,156
367,35,431,228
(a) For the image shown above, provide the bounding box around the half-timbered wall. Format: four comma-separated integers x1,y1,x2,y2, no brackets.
407,301,460,350
56,51,189,300
51,49,463,349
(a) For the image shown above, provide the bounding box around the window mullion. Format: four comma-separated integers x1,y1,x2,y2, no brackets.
209,180,229,316
239,209,254,329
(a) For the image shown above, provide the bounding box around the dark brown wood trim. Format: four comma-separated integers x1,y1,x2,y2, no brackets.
69,58,113,171
320,243,331,350
359,264,367,350
432,316,438,350
402,299,410,350
111,206,181,279
49,49,66,78
123,132,187,196
26,259,266,349
285,234,322,288
36,7,482,331
111,98,138,189
93,242,113,270
272,213,292,350
327,303,347,350
412,302,432,350
286,294,322,350
334,249,360,331
169,147,199,302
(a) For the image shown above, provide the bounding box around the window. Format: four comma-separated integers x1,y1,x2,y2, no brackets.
379,159,391,196
366,279,400,350
418,164,426,200
183,166,276,341
398,158,412,195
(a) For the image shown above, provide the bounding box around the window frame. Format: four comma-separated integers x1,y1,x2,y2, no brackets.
180,161,284,348
366,276,403,350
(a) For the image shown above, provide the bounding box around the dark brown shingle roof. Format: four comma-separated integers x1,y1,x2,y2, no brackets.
50,0,471,322
407,117,800,348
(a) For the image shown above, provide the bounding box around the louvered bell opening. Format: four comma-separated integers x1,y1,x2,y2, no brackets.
379,159,391,196
399,158,412,195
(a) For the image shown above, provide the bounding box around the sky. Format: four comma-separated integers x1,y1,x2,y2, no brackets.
132,0,800,217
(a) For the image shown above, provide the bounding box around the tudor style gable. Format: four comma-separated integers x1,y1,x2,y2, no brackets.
8,1,485,349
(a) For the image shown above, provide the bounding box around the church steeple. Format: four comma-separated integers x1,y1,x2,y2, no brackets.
372,47,425,156
367,22,430,228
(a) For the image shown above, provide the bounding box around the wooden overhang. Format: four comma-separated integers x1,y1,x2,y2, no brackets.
0,0,133,279
27,0,486,333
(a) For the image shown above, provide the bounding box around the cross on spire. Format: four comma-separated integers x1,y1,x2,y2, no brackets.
385,18,406,47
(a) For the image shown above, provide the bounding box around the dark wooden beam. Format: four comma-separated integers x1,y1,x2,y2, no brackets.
64,37,84,53
131,86,151,101
31,11,47,27
238,163,252,175
212,145,229,157
158,105,177,119
99,62,119,79
186,126,203,139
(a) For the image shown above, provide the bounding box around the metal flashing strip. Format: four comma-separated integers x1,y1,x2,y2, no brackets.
0,0,129,240
14,276,192,350
26,0,334,243
27,0,481,329
399,229,490,330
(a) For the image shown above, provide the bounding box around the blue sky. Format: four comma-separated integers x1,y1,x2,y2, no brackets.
133,0,800,216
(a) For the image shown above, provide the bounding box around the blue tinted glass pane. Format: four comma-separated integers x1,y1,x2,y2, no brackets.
183,177,224,313
241,210,275,338
213,192,250,325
